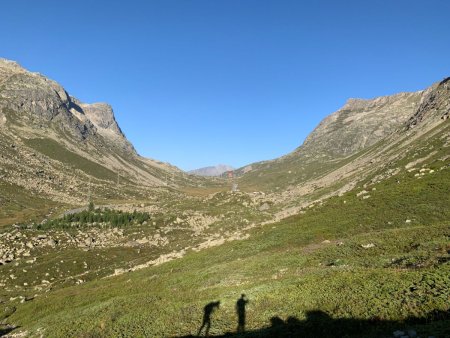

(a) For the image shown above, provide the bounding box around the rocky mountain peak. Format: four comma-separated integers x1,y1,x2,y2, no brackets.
0,58,135,153
299,90,425,157
0,59,80,134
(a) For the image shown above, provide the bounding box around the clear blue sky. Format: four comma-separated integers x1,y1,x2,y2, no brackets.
1,1,449,171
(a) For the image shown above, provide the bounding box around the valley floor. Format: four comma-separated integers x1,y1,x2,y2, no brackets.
1,162,449,337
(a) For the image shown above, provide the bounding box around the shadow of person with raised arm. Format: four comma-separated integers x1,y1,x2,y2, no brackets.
236,294,249,333
197,301,221,337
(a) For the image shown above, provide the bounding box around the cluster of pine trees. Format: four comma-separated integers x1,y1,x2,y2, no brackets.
39,203,150,229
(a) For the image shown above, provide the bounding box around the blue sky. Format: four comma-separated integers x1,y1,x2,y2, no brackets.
1,1,449,171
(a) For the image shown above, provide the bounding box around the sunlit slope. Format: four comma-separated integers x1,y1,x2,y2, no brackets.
7,132,449,337
235,79,447,193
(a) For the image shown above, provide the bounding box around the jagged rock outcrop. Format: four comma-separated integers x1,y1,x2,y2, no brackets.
0,58,134,152
0,59,96,140
407,77,450,129
69,97,135,153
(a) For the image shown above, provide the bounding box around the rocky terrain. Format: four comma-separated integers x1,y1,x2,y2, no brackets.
0,58,132,152
300,92,423,157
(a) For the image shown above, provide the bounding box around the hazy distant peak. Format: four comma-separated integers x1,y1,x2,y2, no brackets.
188,164,234,176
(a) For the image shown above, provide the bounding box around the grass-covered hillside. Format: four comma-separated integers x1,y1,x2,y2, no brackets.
4,148,449,337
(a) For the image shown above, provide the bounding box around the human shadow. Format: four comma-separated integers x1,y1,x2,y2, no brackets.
236,294,249,333
178,308,450,338
197,301,221,337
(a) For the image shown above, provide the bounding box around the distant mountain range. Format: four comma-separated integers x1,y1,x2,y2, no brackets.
188,164,234,177
1,56,448,225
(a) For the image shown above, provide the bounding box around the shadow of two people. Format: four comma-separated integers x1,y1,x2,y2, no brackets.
197,294,249,337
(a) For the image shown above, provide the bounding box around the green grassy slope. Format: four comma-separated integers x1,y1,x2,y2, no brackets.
0,180,64,227
5,156,449,337
23,138,121,182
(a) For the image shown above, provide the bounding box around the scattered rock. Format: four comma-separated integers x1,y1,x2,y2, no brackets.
46,239,56,247
84,238,94,247
356,190,368,197
259,203,270,211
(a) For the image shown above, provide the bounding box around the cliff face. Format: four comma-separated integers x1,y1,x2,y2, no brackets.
0,58,134,153
406,77,450,129
69,96,136,153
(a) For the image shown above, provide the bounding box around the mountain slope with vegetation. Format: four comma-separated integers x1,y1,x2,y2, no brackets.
4,124,449,336
234,80,446,193
0,58,215,226
0,59,448,337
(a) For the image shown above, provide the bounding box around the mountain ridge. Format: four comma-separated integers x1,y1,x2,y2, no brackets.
235,77,448,193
